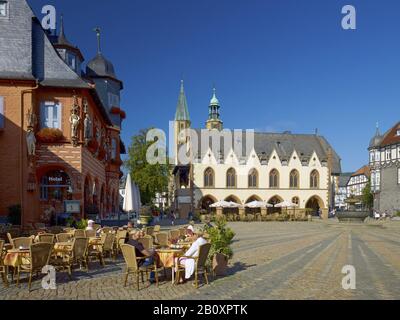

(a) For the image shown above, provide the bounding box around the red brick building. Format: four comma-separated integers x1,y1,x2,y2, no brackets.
0,0,126,225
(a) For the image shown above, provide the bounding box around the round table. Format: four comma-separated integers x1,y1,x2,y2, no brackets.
156,248,184,284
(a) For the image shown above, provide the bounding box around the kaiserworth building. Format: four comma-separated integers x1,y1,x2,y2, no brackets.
170,82,342,220
0,0,126,225
369,122,400,214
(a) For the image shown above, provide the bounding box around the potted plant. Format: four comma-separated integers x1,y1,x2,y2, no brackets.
36,128,64,143
139,206,153,226
204,216,235,277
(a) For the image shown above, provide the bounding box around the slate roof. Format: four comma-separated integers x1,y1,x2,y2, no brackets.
338,173,352,188
191,129,342,174
0,1,90,88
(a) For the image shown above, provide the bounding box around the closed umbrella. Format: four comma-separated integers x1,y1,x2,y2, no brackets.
123,173,134,213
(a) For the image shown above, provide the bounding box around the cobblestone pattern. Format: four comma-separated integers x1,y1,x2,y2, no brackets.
1,221,400,300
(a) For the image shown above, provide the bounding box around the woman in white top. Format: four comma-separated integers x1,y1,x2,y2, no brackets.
86,220,95,231
177,232,208,283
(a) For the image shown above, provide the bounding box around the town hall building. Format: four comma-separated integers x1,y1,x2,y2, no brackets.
170,82,342,220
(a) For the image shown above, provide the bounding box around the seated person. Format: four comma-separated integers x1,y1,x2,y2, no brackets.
86,220,95,231
127,231,156,283
185,225,195,239
177,231,208,284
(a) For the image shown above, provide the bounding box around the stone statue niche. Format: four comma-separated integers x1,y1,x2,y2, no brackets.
26,108,37,159
84,113,92,145
69,96,81,147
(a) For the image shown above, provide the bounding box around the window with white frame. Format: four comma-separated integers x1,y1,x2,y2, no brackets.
0,96,4,129
398,168,400,185
40,102,62,129
386,149,391,161
66,52,77,71
0,1,8,17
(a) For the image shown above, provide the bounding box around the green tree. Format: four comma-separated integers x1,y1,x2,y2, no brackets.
125,128,170,205
362,179,374,210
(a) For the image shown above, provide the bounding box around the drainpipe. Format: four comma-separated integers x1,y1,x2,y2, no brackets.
20,81,39,227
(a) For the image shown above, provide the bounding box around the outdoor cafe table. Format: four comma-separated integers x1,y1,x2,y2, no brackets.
156,248,184,284
4,248,30,268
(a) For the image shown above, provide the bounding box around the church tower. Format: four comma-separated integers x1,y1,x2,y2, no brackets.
206,88,223,131
173,80,191,165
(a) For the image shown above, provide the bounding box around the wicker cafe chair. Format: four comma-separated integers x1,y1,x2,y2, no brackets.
101,227,113,234
169,230,181,242
0,240,8,287
121,244,162,290
17,243,53,291
101,233,116,260
12,237,33,249
138,236,153,250
51,237,89,278
84,230,96,238
179,228,186,238
6,233,13,245
37,233,55,244
153,225,161,234
116,230,128,255
73,229,85,238
56,233,73,243
175,243,212,289
154,232,168,247
145,227,154,237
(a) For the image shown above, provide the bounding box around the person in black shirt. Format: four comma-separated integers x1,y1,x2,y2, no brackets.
127,231,156,283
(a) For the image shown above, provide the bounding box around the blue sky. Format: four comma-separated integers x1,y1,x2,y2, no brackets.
30,0,400,172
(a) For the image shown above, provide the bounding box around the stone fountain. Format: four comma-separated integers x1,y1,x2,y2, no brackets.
336,198,370,223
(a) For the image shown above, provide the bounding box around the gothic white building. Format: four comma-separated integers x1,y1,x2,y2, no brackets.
171,82,342,219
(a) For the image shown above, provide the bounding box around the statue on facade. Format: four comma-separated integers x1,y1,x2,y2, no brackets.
26,108,37,130
69,98,81,147
26,129,36,157
84,114,92,143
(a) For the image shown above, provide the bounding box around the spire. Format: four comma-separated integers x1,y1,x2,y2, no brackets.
375,121,381,136
57,14,72,46
175,80,190,121
210,87,220,106
94,27,102,55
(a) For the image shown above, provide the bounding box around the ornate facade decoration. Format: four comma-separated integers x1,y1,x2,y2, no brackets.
69,96,81,147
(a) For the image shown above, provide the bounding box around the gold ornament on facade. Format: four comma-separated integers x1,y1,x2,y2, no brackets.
69,96,81,147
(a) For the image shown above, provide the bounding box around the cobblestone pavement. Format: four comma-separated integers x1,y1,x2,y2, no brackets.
1,221,400,300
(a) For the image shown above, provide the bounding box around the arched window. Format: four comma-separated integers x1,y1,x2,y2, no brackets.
226,168,237,188
204,168,215,188
269,169,279,188
292,197,300,205
310,170,320,189
290,170,299,189
248,169,258,188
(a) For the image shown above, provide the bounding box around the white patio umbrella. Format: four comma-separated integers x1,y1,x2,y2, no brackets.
275,200,298,208
245,201,273,208
228,201,242,208
210,201,232,208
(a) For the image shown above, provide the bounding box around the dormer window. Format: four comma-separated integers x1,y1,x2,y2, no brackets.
396,129,400,137
0,1,8,17
66,52,77,71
